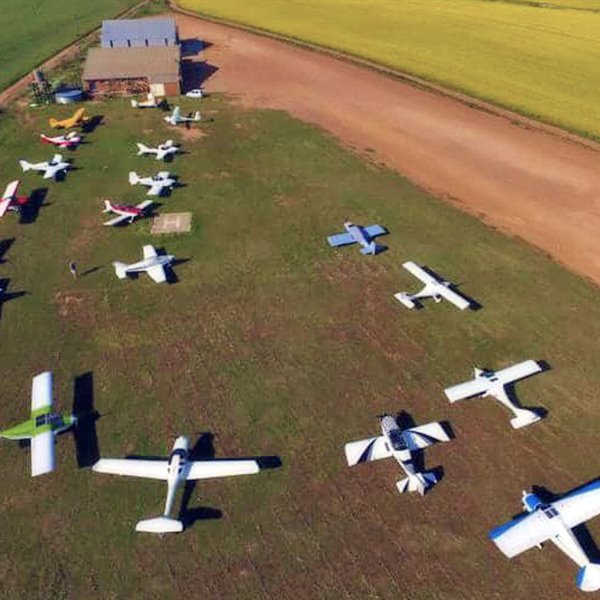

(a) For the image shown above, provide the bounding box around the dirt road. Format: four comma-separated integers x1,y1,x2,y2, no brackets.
174,11,600,286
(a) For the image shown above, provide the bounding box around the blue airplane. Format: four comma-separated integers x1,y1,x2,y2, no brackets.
327,221,388,255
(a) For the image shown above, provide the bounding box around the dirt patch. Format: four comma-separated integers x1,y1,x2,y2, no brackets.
54,290,96,326
175,126,208,142
172,11,600,287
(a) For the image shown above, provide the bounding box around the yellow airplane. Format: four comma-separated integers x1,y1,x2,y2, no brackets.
49,107,89,129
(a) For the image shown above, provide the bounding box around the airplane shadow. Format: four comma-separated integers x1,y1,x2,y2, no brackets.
82,115,103,134
19,188,48,224
0,238,15,264
178,432,282,529
395,410,453,492
0,278,27,320
72,371,101,468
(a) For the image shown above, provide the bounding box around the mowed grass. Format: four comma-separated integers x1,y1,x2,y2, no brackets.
0,0,140,91
1,95,600,599
181,0,600,140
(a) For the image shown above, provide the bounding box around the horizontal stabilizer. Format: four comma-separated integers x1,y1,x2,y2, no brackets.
112,262,128,279
510,408,542,429
394,292,416,309
396,472,437,496
577,564,600,592
135,516,183,534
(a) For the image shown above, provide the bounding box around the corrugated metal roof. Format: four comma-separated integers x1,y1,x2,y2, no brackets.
82,46,180,82
101,18,177,48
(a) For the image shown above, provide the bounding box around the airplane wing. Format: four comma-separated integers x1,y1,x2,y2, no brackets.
136,200,154,211
52,154,63,164
555,481,600,530
327,232,355,247
0,198,11,218
344,435,393,466
172,106,181,120
363,224,387,238
185,459,260,481
2,180,19,201
31,430,55,476
142,245,158,260
444,376,490,402
436,285,471,310
103,214,130,227
497,360,542,385
31,371,53,413
92,458,169,480
489,510,553,558
147,182,164,196
402,261,435,284
402,422,451,451
147,265,167,284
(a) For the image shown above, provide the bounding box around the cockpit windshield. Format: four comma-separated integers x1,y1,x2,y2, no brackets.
388,429,407,451
35,413,63,428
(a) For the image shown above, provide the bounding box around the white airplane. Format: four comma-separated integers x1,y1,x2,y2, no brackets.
102,199,153,226
344,414,451,495
92,435,261,533
113,245,174,283
327,221,388,255
130,93,159,109
0,372,76,477
136,140,180,161
444,360,544,429
19,153,70,180
490,485,600,592
40,131,82,149
394,261,472,310
128,171,176,196
0,180,30,218
164,106,201,126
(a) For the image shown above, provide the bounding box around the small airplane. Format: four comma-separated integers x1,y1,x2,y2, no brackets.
444,360,544,429
0,372,76,477
49,107,88,129
0,180,30,218
128,171,176,196
131,93,160,109
40,131,82,149
164,106,201,126
102,199,153,226
113,245,174,283
327,221,388,255
490,485,600,592
136,139,180,161
394,261,472,310
92,434,261,533
19,153,70,180
344,414,451,495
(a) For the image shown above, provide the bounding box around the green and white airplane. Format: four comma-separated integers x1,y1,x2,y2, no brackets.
0,372,76,476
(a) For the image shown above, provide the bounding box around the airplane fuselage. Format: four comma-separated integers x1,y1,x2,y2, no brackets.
124,254,174,274
163,436,190,517
0,412,76,440
380,415,416,478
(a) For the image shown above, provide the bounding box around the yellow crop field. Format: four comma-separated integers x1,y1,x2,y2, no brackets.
179,0,600,139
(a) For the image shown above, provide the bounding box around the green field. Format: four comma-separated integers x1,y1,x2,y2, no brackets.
0,92,600,598
0,0,143,92
180,0,600,140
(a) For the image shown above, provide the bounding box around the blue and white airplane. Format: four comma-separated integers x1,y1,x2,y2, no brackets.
327,221,388,255
490,485,600,593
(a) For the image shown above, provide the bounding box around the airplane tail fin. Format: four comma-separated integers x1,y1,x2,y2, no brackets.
394,292,417,309
128,171,139,186
131,99,138,108
112,262,128,279
577,564,600,592
48,118,61,129
19,160,32,173
136,143,149,156
103,200,112,213
396,472,437,496
135,516,184,534
510,408,542,430
193,111,201,121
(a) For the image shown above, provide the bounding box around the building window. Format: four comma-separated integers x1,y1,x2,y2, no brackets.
165,38,169,46
109,40,113,48
145,39,149,46
127,39,131,47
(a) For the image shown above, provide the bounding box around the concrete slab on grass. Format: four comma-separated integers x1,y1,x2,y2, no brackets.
151,212,192,234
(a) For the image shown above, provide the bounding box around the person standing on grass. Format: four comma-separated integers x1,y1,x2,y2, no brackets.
69,261,77,280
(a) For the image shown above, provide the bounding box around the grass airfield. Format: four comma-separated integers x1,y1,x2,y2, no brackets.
0,96,600,598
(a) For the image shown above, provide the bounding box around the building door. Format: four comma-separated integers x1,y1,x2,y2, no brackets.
150,83,165,96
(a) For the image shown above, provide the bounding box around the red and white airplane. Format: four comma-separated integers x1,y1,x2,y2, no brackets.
0,180,30,218
102,199,153,226
40,131,82,149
